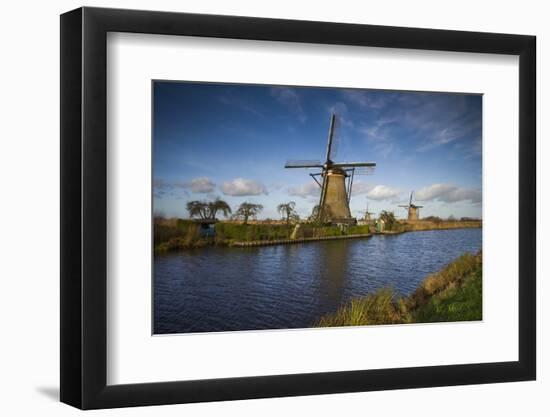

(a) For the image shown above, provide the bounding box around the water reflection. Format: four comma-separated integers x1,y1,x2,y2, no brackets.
316,241,350,317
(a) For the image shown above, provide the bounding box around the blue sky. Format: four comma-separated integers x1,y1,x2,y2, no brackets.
153,81,482,220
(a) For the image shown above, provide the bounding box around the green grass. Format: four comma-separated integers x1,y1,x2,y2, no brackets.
316,251,482,327
297,224,371,238
347,224,372,235
215,223,292,242
413,267,482,323
309,225,344,237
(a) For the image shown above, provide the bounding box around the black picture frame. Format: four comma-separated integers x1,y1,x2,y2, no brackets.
60,6,536,410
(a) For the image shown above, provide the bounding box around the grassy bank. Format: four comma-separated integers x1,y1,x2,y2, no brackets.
383,220,482,233
154,220,366,253
154,218,480,253
400,220,482,232
316,251,482,327
154,219,206,252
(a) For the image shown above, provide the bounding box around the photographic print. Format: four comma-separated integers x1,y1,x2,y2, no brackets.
153,82,482,335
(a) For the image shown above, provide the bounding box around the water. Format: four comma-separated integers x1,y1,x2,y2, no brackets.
154,228,482,334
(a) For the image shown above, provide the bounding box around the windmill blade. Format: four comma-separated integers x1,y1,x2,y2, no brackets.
329,114,342,161
332,162,377,168
409,191,413,206
325,113,336,162
343,166,375,176
285,159,323,168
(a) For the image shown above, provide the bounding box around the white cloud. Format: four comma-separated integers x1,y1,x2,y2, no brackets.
288,182,321,198
153,177,216,198
366,185,401,201
178,177,216,193
153,177,216,196
221,178,268,196
415,183,481,204
350,180,372,195
289,181,400,202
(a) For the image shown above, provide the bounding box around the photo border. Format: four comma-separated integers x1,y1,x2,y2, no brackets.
60,6,536,409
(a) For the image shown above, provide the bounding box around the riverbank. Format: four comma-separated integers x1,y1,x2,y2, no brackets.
154,218,481,253
316,251,482,327
154,220,370,252
231,233,372,247
372,220,481,236
399,220,482,232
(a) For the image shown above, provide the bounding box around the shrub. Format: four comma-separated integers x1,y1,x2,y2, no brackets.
347,225,371,235
214,222,292,242
317,288,401,327
312,226,342,237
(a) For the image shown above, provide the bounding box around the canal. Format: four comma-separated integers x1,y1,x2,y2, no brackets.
154,228,482,334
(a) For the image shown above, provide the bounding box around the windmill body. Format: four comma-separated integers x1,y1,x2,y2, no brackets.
399,191,424,222
285,114,376,225
322,168,352,221
407,206,420,222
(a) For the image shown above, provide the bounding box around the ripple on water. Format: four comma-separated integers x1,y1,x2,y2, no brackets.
154,228,482,334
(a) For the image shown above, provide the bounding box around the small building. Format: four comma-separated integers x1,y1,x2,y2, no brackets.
375,218,386,232
193,219,217,237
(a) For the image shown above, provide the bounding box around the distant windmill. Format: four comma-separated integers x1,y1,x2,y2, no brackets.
285,114,376,225
399,191,423,222
364,201,375,222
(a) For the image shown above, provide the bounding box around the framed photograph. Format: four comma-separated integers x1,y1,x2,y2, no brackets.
60,7,536,409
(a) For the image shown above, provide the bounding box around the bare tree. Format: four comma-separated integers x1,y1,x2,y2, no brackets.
308,205,320,222
187,198,232,220
277,201,299,225
308,204,332,224
235,202,263,224
208,198,232,219
186,201,210,219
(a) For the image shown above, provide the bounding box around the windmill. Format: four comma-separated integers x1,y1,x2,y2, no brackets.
285,114,376,225
399,191,423,222
364,201,375,223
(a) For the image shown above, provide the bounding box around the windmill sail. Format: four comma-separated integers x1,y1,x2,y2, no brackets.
332,162,376,167
328,114,343,161
325,113,336,162
284,160,323,168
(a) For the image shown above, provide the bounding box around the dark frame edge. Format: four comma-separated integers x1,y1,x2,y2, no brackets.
60,7,83,409
518,35,536,380
86,360,533,410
